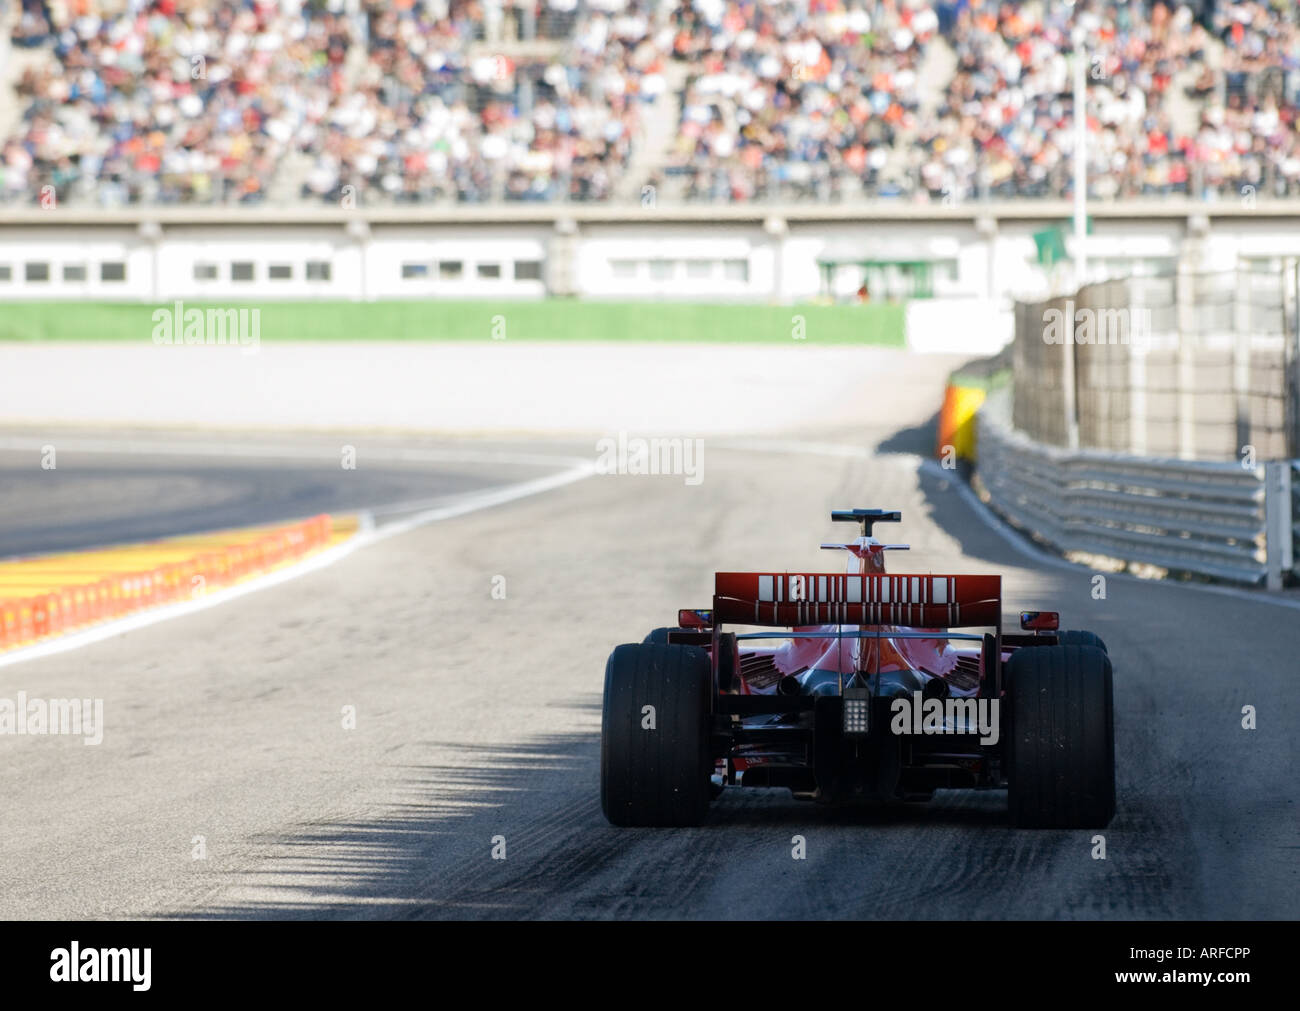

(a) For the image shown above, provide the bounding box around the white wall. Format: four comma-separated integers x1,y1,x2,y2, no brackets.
1,213,1298,305
157,226,357,300
575,222,767,301
365,224,550,299
0,227,150,299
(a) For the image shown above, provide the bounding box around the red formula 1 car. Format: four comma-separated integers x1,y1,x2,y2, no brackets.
601,509,1114,829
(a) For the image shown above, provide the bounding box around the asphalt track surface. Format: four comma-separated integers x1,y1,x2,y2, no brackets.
0,414,1295,920
0,435,550,557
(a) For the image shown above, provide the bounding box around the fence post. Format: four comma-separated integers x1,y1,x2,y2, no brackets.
1063,289,1080,449
1176,261,1197,459
1014,299,1031,437
1128,277,1148,455
1287,259,1300,460
1233,262,1253,458
1264,462,1294,590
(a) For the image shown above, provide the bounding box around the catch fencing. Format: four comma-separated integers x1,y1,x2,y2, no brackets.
1012,264,1298,462
980,262,1299,587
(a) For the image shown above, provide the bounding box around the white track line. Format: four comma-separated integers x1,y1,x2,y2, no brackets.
716,437,1300,612
0,435,591,471
367,460,597,542
0,456,597,669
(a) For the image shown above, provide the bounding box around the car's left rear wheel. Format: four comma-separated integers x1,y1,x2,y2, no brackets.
601,642,713,827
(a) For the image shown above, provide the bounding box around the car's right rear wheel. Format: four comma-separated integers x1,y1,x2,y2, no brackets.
1058,629,1107,653
1007,644,1115,828
601,642,713,827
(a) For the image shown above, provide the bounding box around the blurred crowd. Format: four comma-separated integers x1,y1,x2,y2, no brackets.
2,0,1297,205
300,0,660,204
665,0,1300,202
922,0,1300,201
3,0,356,203
660,0,937,201
0,0,659,204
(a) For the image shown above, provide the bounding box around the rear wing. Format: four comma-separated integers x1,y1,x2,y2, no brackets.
713,573,1001,629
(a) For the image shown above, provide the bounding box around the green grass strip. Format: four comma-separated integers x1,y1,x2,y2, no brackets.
0,299,904,346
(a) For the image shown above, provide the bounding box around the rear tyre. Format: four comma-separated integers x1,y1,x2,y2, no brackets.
1007,644,1115,829
715,631,737,692
1022,629,1108,654
601,643,713,827
1058,629,1107,654
643,627,684,645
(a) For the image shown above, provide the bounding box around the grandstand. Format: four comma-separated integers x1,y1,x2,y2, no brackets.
1,0,1297,206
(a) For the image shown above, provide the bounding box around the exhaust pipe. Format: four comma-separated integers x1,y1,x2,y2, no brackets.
778,675,802,696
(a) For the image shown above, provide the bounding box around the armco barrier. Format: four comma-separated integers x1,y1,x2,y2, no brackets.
976,413,1296,588
0,514,336,652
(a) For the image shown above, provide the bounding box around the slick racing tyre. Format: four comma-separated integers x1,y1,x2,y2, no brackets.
643,627,685,645
1021,629,1108,654
1006,644,1115,829
601,643,713,827
1057,629,1108,654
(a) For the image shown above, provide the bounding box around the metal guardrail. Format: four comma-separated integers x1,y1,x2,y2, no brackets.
977,412,1296,587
